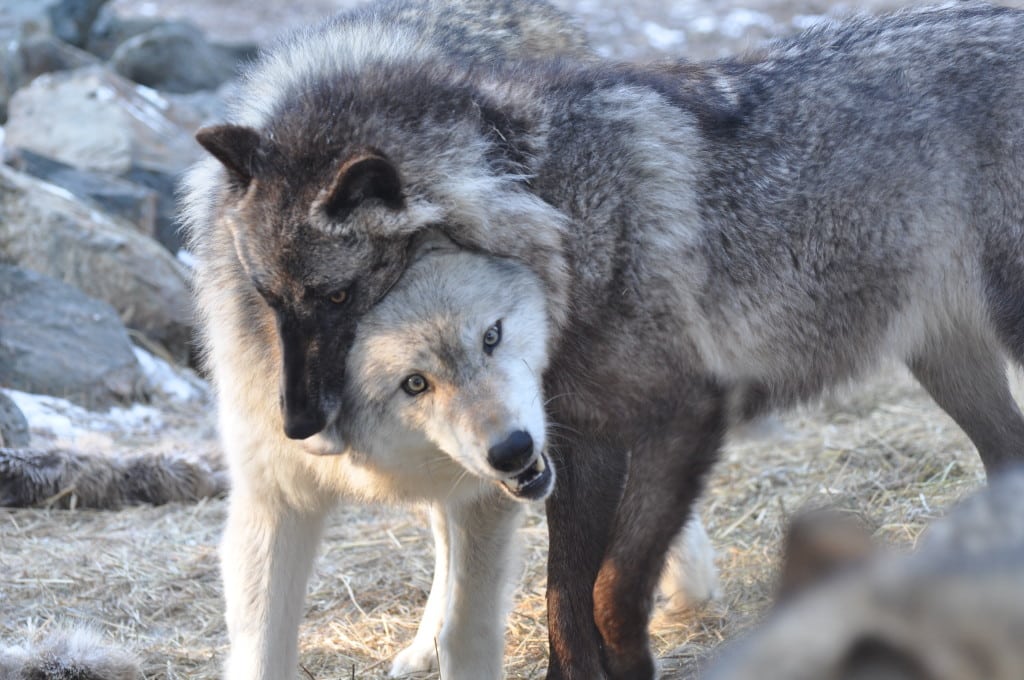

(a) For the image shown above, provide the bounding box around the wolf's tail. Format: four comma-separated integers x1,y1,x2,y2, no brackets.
0,627,142,680
0,446,227,509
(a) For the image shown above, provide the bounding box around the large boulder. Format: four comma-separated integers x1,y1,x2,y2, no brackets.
0,164,193,362
0,265,146,407
4,65,204,175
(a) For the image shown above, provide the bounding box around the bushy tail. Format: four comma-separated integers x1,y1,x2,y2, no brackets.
0,627,142,680
0,447,227,509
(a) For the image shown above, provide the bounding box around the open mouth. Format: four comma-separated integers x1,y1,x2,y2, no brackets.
500,451,554,501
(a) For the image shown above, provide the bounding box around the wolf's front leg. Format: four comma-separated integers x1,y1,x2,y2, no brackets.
593,394,726,680
389,504,450,676
545,438,631,680
436,490,525,680
220,487,329,680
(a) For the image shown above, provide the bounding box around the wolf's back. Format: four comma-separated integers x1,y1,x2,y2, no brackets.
228,0,590,129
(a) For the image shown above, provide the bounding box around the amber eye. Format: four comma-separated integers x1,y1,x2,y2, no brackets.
329,289,349,305
483,321,501,355
402,374,429,395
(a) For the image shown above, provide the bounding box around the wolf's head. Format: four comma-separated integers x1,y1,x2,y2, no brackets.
333,243,554,501
194,125,448,440
192,64,569,443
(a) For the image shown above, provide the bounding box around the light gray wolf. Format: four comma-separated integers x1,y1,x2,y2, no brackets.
184,1,1024,678
703,468,1024,680
182,2,716,677
180,1,589,678
0,627,143,680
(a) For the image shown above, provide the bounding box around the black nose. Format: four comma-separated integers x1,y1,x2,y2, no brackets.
487,430,534,473
283,410,326,440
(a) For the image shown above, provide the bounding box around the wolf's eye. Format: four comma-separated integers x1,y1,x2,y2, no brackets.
328,289,349,305
402,374,429,396
483,321,502,355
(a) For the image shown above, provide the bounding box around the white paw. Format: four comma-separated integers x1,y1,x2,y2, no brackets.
389,639,438,677
659,515,721,614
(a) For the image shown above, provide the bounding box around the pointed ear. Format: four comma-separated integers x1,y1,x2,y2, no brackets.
321,151,403,222
195,124,262,188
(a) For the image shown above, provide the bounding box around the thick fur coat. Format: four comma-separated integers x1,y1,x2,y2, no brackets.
183,2,1024,679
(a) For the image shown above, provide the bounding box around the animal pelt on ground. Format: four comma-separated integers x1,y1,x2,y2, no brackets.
702,468,1024,680
0,627,143,680
0,447,226,509
184,1,1024,678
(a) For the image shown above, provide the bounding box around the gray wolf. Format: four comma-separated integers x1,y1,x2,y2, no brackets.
0,627,143,680
703,468,1024,680
184,1,1024,678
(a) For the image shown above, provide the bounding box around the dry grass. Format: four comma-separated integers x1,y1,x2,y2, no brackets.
1,366,1005,678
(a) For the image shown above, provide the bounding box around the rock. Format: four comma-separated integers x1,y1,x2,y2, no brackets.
0,391,30,448
46,0,110,48
86,9,179,60
0,33,100,123
109,21,254,94
4,65,204,175
0,265,146,407
0,0,109,48
16,33,100,81
0,164,193,363
6,148,158,237
122,167,183,253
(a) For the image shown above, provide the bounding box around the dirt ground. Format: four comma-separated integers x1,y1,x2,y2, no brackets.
4,0,1024,678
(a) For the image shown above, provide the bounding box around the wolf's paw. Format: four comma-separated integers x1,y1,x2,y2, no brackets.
659,515,721,614
389,639,438,677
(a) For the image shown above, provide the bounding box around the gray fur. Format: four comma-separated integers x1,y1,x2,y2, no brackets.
183,2,1024,678
0,628,143,680
0,447,227,509
703,469,1024,680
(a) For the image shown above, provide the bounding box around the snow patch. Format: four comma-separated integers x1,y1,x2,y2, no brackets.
4,389,164,444
642,21,686,51
133,347,207,402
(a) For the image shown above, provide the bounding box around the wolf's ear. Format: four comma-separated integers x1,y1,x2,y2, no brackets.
195,124,262,188
322,151,403,222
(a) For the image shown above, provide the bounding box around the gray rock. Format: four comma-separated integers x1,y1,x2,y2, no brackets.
16,33,100,81
86,8,181,60
0,264,146,408
47,0,110,47
0,32,99,123
4,65,204,175
0,0,109,48
0,164,193,363
122,167,182,253
109,21,253,93
6,148,158,237
0,391,30,448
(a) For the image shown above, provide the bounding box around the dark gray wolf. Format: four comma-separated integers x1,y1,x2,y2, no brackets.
703,469,1024,680
184,1,1024,678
